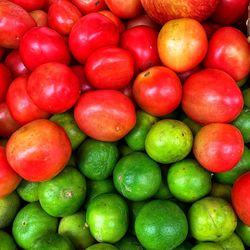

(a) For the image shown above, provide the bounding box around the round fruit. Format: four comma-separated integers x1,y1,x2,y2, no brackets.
192,242,224,250
236,219,250,247
86,243,118,250
218,233,245,250
115,235,144,250
0,231,18,250
16,180,39,202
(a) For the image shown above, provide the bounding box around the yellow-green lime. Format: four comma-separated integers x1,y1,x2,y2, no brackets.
218,233,245,250
86,243,118,250
191,242,224,250
0,230,18,250
16,180,39,202
236,219,250,247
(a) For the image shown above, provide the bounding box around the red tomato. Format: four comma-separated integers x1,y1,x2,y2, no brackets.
74,90,136,141
29,10,48,27
6,119,72,182
0,0,36,49
19,26,71,70
133,66,182,117
232,172,250,226
71,0,107,14
0,103,20,138
48,0,82,35
6,76,50,125
121,25,160,72
204,27,250,81
182,69,244,124
27,62,81,114
0,64,12,103
193,123,244,173
126,14,160,30
85,46,134,89
9,0,47,11
69,13,120,63
0,146,21,198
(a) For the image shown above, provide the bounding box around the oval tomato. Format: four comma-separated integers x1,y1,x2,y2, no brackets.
0,64,12,102
6,119,72,182
74,90,136,141
9,0,47,11
29,10,48,27
71,0,107,14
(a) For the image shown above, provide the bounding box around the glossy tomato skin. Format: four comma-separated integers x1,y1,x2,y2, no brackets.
71,0,107,14
193,123,244,173
27,62,81,114
182,69,244,125
158,18,208,73
0,64,12,103
19,26,71,70
9,0,47,11
29,10,48,27
0,146,21,198
121,25,160,72
69,13,120,63
85,46,134,89
6,119,72,182
204,27,250,81
133,66,182,117
74,90,136,141
0,0,36,49
232,172,250,226
7,76,50,125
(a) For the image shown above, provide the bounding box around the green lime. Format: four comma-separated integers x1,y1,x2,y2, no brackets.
135,200,188,250
145,119,193,164
181,115,202,136
153,176,173,200
236,219,250,247
243,88,250,108
86,193,129,243
125,110,158,151
12,202,58,249
118,144,134,156
77,139,119,180
16,180,39,202
167,159,212,202
50,111,86,150
113,152,161,201
86,243,118,250
209,183,232,202
191,242,224,250
174,241,193,250
0,230,18,250
0,191,21,228
67,154,77,167
58,210,95,249
115,234,144,250
188,197,237,242
218,233,245,250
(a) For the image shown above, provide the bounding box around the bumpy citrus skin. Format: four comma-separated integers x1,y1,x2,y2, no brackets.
86,243,118,250
192,242,224,250
0,231,18,250
218,233,245,250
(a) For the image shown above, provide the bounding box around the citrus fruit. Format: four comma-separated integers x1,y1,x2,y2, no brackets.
218,233,245,250
118,144,134,157
0,230,17,250
135,199,188,250
12,202,58,249
236,219,250,247
115,234,144,250
113,152,161,201
174,241,193,250
16,180,39,202
86,193,129,243
243,88,250,108
0,191,20,228
191,242,224,250
145,119,193,164
188,197,237,242
58,211,95,249
181,114,202,135
77,138,119,180
38,166,86,217
153,177,172,200
209,183,232,202
86,243,118,250
167,158,212,202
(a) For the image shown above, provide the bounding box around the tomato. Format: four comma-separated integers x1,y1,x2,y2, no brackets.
204,27,250,81
182,69,244,125
27,62,81,114
19,26,71,71
74,90,136,141
9,0,47,11
121,25,160,72
6,76,50,125
85,46,134,89
48,0,82,35
0,103,20,138
158,18,208,73
0,0,36,49
126,14,160,30
0,146,21,198
29,10,48,27
132,66,182,117
232,172,250,226
193,123,244,173
177,65,201,83
6,119,72,182
71,0,107,14
0,64,12,102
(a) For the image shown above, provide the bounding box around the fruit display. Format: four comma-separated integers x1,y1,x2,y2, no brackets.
0,0,249,249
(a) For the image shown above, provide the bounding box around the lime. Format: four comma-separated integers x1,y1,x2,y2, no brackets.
50,111,86,150
243,88,250,108
135,200,188,250
67,154,77,167
0,191,20,228
174,241,193,250
125,110,158,151
118,144,134,157
16,180,39,202
38,166,86,217
115,234,144,250
77,139,119,180
58,210,95,249
12,202,58,249
167,159,212,202
209,183,232,202
181,114,202,135
153,176,173,200
86,243,118,250
236,219,250,247
145,119,193,164
0,230,18,250
191,242,224,250
188,197,237,242
86,193,129,243
218,233,245,250
113,152,161,201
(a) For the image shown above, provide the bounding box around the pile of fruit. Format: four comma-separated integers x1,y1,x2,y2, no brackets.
0,0,250,249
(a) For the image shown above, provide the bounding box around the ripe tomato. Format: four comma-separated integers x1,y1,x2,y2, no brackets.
193,123,244,173
0,64,12,102
71,0,107,14
6,119,72,182
132,66,182,117
27,62,81,114
29,10,48,27
232,172,250,226
182,69,244,124
74,90,136,141
0,146,21,198
9,0,47,11
85,46,134,89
